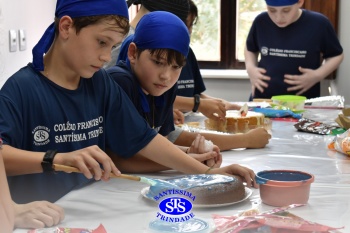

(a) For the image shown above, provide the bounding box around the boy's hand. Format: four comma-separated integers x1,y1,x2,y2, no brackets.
247,66,270,96
188,134,213,154
188,151,222,168
198,99,226,121
209,164,258,188
173,109,185,125
284,66,320,95
188,134,222,168
53,145,120,181
245,127,271,148
13,201,64,229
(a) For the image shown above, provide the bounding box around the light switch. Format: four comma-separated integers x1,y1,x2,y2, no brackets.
9,29,17,52
18,29,26,51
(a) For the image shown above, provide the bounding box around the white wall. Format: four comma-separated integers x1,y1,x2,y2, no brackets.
0,0,55,86
333,0,350,105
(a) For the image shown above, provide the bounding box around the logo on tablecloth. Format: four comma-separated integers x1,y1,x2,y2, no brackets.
153,189,196,222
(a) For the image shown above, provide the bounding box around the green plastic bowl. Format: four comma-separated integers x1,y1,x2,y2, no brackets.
271,95,306,112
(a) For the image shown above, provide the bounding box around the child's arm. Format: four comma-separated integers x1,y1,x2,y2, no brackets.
122,134,257,187
174,95,226,121
2,145,120,181
285,53,344,95
0,154,15,233
198,93,241,111
174,128,271,151
244,47,270,96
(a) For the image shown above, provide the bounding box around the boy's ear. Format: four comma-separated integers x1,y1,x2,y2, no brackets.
58,16,74,39
127,43,138,64
298,0,305,7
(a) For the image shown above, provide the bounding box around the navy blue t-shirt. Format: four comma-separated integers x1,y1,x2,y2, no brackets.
107,61,176,136
0,63,157,203
246,10,343,99
177,47,206,97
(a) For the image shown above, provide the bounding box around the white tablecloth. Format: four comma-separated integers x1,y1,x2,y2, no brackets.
14,109,350,233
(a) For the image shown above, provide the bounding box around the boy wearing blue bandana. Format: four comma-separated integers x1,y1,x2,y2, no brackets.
116,10,271,152
0,0,257,206
104,0,190,69
108,11,223,168
245,0,343,100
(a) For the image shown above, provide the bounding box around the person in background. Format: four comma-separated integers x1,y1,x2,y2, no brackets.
0,138,64,231
245,0,343,100
172,0,241,125
0,0,257,205
166,0,271,151
114,11,271,152
103,0,190,69
108,11,222,168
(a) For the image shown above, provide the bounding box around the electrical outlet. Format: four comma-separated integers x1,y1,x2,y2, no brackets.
9,29,17,52
18,29,26,51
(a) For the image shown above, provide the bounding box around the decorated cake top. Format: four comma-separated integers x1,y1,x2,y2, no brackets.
226,110,264,118
161,174,236,189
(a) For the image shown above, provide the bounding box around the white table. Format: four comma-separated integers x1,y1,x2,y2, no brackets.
14,109,350,233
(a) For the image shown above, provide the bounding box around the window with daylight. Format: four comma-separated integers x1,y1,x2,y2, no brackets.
191,0,339,70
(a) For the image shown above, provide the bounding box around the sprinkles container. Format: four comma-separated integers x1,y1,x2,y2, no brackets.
256,170,314,207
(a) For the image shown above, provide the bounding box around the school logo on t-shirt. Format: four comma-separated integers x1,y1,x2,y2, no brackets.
32,125,50,146
261,46,269,56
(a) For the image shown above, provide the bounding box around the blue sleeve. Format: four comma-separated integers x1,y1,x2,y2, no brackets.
246,13,262,53
320,17,343,58
103,71,157,158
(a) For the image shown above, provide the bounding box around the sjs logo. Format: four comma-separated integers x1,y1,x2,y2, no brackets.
159,198,192,215
34,130,49,142
32,126,50,146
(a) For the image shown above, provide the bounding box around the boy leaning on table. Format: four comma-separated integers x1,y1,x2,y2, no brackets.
0,0,257,213
108,11,270,154
107,11,223,169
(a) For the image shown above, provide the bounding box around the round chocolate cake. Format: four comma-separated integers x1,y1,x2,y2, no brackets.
163,174,246,205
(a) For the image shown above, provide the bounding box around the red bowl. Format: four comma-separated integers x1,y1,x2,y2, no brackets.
256,170,315,207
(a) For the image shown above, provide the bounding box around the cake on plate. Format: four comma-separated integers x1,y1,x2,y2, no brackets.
147,174,246,205
205,110,265,133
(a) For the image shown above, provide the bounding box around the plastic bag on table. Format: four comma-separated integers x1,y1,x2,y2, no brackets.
212,204,343,233
252,107,302,119
294,118,345,135
328,129,350,156
27,223,107,233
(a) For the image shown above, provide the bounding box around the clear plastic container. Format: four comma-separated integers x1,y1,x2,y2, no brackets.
148,218,210,233
271,95,306,112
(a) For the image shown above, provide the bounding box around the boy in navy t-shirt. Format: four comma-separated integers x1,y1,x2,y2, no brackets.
0,0,257,205
245,0,343,99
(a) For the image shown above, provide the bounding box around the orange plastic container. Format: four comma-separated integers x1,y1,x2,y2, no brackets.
256,170,314,207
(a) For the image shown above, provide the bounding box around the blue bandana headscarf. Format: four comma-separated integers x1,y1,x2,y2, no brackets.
133,11,190,57
32,0,129,71
265,0,299,6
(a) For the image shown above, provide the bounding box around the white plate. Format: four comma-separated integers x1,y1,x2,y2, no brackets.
141,187,252,208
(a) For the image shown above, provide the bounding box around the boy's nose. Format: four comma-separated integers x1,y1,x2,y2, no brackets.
160,67,172,81
100,51,112,63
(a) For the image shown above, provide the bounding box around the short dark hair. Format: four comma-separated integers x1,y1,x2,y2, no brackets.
136,48,187,67
54,15,130,36
189,0,198,25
